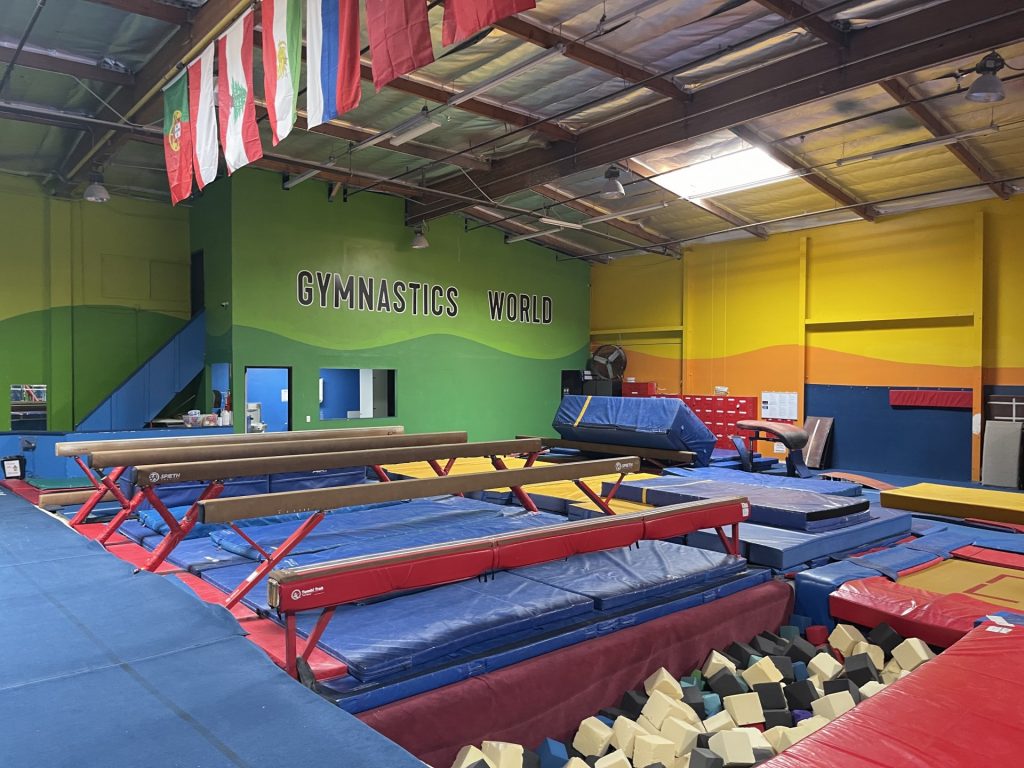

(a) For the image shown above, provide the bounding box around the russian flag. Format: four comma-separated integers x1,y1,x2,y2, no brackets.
306,0,360,128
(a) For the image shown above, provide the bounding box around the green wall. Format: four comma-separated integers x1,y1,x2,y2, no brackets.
0,175,191,431
196,169,589,439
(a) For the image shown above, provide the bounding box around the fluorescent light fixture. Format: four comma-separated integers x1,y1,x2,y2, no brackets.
585,201,669,224
835,125,999,166
650,147,795,200
353,106,440,152
538,216,585,230
448,45,565,107
505,227,561,243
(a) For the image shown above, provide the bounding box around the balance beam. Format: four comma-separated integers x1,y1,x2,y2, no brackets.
734,419,812,477
60,426,408,526
520,435,696,466
201,457,642,609
267,496,747,677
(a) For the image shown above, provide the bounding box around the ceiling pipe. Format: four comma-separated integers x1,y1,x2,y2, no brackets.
0,0,48,97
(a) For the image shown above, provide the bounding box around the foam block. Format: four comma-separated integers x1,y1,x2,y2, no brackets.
574,717,614,758
774,727,807,751
782,637,817,665
703,711,737,733
564,759,589,768
807,675,825,697
790,710,812,724
761,726,790,753
611,717,647,759
723,693,764,726
741,657,783,688
778,626,800,642
536,738,568,768
676,756,692,768
634,734,676,768
621,690,650,719
807,652,843,681
892,637,936,671
823,678,862,704
708,670,746,698
842,652,881,687
661,717,703,757
881,658,902,684
683,687,708,718
703,651,738,679
702,693,722,718
791,661,808,681
805,626,829,646
689,748,725,768
735,728,772,753
811,691,856,720
752,683,786,711
798,715,830,734
594,750,631,768
452,746,496,768
766,655,795,683
752,747,774,765
482,742,524,768
643,691,692,729
859,681,887,698
783,680,819,711
762,709,793,729
647,668,685,700
708,731,755,767
867,622,904,659
638,715,660,735
597,716,614,727
726,642,758,667
851,641,885,671
827,624,866,656
523,750,540,768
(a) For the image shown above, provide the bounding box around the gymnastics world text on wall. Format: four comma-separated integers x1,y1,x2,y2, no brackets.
295,270,553,325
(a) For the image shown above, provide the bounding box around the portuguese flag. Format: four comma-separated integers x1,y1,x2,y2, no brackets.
163,70,193,205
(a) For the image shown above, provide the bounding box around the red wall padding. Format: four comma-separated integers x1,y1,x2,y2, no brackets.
889,389,972,409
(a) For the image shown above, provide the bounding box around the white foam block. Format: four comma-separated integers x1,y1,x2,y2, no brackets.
637,715,660,735
451,746,496,768
859,680,888,698
595,749,632,768
881,658,902,684
808,652,843,681
740,656,783,688
703,650,738,679
573,716,613,758
675,754,691,768
643,690,683,729
762,726,791,753
734,727,773,752
645,667,684,700
811,691,856,721
828,624,866,656
892,637,935,671
661,716,702,757
611,716,646,759
799,715,831,734
708,730,756,767
723,693,764,726
564,759,590,768
481,742,523,768
851,641,885,671
703,711,737,733
775,727,808,751
633,733,676,768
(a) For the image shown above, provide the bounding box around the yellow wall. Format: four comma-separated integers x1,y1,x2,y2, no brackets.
590,195,1024,478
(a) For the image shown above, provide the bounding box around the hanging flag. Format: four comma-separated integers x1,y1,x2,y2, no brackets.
365,0,434,91
162,69,193,205
262,0,301,144
217,9,263,174
187,43,218,189
306,0,361,128
442,0,536,47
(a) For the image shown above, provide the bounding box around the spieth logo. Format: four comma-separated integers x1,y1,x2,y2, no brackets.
160,472,181,482
290,585,325,602
148,472,160,484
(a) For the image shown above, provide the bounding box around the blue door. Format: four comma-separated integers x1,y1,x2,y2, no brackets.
244,367,291,433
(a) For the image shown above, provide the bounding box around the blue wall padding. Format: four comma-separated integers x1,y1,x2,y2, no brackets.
794,561,883,628
553,396,717,466
663,466,862,497
686,505,913,569
608,477,869,531
513,541,746,610
805,384,971,481
846,545,942,580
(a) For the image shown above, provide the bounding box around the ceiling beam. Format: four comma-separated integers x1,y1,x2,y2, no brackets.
466,205,595,261
0,46,134,86
408,0,1024,222
81,0,191,26
0,99,159,139
730,124,877,220
752,0,846,47
259,154,425,198
879,77,1011,200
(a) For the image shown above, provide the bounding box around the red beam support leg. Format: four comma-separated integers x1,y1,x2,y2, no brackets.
574,479,615,516
491,456,540,513
95,489,145,545
68,462,126,526
300,607,337,664
141,481,225,572
284,612,298,677
715,525,740,556
371,465,391,482
223,511,326,609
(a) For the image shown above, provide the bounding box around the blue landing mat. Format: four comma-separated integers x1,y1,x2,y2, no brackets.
664,466,862,497
514,541,746,610
686,505,913,570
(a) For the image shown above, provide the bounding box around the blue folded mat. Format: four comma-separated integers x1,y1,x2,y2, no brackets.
663,466,862,497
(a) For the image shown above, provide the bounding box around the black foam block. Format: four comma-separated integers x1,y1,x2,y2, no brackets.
784,680,820,711
689,748,725,768
868,623,904,659
682,686,707,719
726,642,758,667
768,655,795,683
759,630,787,646
585,757,600,768
753,682,787,711
696,733,712,750
599,707,630,722
753,747,775,765
763,709,793,729
708,668,746,698
783,637,817,665
843,653,881,687
620,690,649,719
523,750,540,768
752,635,785,657
823,677,862,704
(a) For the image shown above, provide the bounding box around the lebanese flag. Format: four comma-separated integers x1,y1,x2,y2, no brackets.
366,0,434,91
306,0,361,128
261,0,301,144
442,0,536,46
162,69,193,205
187,43,218,189
217,9,263,174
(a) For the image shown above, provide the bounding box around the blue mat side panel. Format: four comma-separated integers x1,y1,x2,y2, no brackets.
846,545,941,581
793,561,882,628
553,395,716,466
269,467,367,493
663,466,862,497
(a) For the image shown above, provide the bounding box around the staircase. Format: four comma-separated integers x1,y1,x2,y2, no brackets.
76,312,206,432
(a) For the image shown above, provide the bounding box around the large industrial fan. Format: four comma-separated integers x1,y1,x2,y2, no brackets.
587,344,627,381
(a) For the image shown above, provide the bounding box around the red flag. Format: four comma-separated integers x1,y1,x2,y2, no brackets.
443,0,536,46
365,0,434,91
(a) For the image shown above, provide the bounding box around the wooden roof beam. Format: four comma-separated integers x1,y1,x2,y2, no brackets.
82,0,191,26
752,0,846,47
0,46,134,86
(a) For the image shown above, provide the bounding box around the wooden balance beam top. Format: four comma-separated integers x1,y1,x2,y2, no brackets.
200,456,642,523
89,431,468,470
132,438,542,486
54,425,405,457
521,435,696,464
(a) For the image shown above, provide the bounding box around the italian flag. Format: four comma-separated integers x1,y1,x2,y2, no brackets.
163,70,193,205
261,0,301,145
217,9,263,174
187,42,218,189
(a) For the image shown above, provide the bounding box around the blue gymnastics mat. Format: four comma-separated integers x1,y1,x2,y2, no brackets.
686,505,913,570
513,541,746,610
320,568,770,713
664,466,862,497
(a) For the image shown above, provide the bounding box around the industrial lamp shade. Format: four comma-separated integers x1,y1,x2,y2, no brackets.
966,72,1005,103
601,166,626,199
83,174,110,203
410,226,430,249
